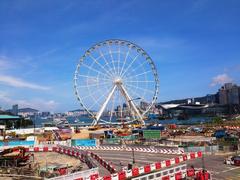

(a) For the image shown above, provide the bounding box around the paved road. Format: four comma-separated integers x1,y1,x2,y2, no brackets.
92,150,240,179
92,150,178,176
97,150,177,167
187,154,240,180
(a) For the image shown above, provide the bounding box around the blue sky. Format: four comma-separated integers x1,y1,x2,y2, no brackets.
0,0,240,112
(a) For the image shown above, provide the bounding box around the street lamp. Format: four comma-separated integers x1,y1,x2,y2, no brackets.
132,147,135,164
202,153,205,180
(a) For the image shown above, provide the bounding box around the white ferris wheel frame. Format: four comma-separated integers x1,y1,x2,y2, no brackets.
74,39,159,126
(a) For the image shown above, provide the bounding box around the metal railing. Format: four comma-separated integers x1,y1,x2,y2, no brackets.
131,164,187,180
46,168,98,180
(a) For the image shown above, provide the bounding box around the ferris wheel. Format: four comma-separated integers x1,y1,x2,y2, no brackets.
74,39,159,126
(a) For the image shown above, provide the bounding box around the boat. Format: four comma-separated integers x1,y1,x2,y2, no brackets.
56,120,70,129
42,117,71,129
74,118,79,123
41,117,48,120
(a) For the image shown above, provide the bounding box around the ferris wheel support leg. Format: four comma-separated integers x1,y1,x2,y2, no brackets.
94,85,117,125
118,84,145,125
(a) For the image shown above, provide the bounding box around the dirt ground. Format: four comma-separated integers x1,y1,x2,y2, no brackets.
0,152,88,180
33,152,82,169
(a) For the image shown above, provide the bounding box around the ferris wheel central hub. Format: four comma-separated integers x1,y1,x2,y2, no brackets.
114,77,122,85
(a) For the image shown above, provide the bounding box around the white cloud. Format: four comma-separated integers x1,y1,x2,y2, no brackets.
0,75,50,90
210,73,233,87
0,92,58,111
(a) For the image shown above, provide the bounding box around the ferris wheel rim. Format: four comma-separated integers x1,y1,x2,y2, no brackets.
74,39,159,124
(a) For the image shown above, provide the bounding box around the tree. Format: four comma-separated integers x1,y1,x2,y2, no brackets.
212,117,223,124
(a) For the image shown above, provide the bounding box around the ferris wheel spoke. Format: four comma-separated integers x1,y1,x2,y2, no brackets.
125,87,148,113
126,60,148,76
88,88,108,106
77,81,110,88
78,74,111,82
119,47,131,76
98,49,116,76
125,84,146,101
125,83,155,94
107,43,117,75
117,84,143,123
81,63,112,80
109,90,116,123
118,88,124,119
95,85,117,123
127,87,147,103
81,85,110,100
124,80,155,83
121,54,140,77
117,45,121,75
89,54,114,78
130,87,154,116
88,87,113,112
123,70,152,81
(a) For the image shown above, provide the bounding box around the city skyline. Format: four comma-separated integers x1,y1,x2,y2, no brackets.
2,82,240,114
0,0,240,112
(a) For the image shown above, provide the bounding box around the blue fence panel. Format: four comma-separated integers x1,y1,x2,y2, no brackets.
0,140,34,147
72,139,96,146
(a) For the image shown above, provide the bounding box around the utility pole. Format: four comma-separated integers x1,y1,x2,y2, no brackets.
132,147,135,164
202,153,205,180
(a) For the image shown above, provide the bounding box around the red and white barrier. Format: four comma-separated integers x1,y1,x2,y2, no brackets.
131,164,187,180
96,151,203,180
105,165,211,180
90,152,117,174
27,146,56,152
46,168,99,180
21,145,203,180
56,146,202,180
74,146,184,154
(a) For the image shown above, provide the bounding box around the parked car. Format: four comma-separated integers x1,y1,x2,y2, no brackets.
224,155,240,166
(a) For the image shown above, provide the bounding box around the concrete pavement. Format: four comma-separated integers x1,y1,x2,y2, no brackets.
91,150,240,179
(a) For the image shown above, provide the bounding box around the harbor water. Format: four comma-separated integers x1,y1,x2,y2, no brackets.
34,116,212,127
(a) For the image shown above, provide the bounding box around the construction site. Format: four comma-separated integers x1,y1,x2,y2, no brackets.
0,146,84,179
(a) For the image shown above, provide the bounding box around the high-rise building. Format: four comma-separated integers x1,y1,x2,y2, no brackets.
12,104,18,115
224,83,233,89
140,101,148,110
41,111,50,117
218,83,240,105
219,88,228,105
228,85,240,104
116,105,122,117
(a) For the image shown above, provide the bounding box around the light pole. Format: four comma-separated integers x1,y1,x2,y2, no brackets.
202,153,205,180
132,147,135,164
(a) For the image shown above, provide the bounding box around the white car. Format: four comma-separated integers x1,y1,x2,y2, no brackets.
224,156,240,165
